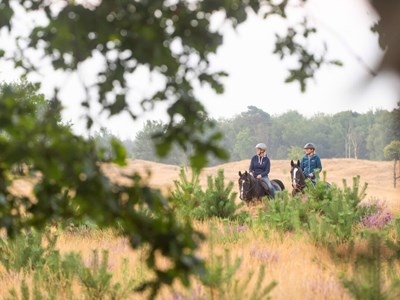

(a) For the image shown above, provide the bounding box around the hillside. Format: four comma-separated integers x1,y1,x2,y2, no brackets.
103,158,400,214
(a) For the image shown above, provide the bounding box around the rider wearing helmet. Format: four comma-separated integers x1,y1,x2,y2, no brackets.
249,143,275,198
300,143,322,184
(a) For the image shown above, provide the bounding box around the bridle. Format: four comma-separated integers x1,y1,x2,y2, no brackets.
291,166,306,195
239,174,256,200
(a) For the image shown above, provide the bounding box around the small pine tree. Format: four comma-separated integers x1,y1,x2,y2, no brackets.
193,169,246,220
171,166,202,218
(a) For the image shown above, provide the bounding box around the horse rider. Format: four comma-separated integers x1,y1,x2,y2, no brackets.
249,143,275,198
300,143,322,185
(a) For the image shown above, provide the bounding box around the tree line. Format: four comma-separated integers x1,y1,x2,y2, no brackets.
99,104,400,166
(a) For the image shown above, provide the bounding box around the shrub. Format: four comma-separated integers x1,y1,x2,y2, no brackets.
0,229,58,272
171,166,203,218
257,193,304,233
307,177,374,245
340,232,400,300
5,246,138,299
199,248,277,300
192,169,247,221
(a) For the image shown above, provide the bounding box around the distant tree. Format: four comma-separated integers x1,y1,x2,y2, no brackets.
353,111,377,159
233,128,254,160
228,106,272,158
388,102,400,141
367,110,393,160
241,106,272,145
132,120,165,161
91,127,123,161
383,140,400,188
215,118,238,163
334,111,355,158
288,146,303,161
307,113,335,158
270,110,306,158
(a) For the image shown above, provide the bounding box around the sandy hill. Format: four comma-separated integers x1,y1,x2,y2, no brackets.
103,158,400,213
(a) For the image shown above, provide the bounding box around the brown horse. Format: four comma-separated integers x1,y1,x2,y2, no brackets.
238,171,285,203
290,160,306,196
290,160,331,196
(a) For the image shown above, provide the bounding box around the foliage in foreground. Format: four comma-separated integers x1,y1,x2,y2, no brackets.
2,230,139,300
199,249,277,300
0,82,204,298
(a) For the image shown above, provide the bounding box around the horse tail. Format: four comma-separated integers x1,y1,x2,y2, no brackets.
272,179,285,191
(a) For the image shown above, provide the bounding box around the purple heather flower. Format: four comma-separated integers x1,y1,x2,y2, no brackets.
250,247,280,263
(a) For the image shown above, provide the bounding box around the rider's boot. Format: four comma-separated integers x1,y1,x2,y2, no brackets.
269,186,275,199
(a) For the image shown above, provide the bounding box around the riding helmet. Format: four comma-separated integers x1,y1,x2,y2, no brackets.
255,143,267,151
303,143,315,149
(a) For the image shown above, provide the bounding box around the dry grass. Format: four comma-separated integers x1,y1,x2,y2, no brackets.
1,158,399,299
189,222,351,300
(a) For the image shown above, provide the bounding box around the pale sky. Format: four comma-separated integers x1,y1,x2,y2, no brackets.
0,0,399,140
195,0,399,120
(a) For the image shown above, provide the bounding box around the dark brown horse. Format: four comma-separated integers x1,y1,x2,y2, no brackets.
290,160,331,196
290,160,306,196
238,171,285,203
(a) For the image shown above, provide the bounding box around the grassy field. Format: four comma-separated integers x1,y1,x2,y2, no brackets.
102,158,400,213
1,158,399,299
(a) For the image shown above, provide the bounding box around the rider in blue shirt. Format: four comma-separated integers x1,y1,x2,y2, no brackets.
249,143,275,198
300,143,322,184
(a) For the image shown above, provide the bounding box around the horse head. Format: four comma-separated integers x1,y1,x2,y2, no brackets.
238,171,254,201
290,160,306,196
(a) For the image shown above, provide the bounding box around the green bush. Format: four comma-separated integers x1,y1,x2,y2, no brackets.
308,177,372,245
0,228,58,272
257,193,303,233
5,246,138,299
192,169,247,221
255,174,376,246
171,166,202,218
199,248,277,300
340,232,400,300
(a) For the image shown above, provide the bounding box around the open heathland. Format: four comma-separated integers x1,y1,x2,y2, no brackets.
1,158,399,299
103,158,400,213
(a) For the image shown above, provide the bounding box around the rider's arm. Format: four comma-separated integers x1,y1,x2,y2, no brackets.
260,157,270,177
